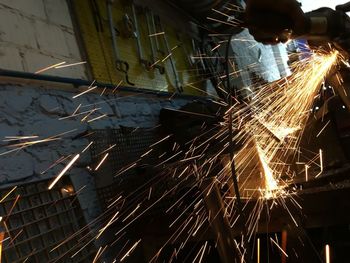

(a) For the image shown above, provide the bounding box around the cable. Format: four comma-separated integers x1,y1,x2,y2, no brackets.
225,34,253,263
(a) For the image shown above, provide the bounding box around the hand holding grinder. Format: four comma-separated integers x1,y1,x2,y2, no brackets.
245,0,350,56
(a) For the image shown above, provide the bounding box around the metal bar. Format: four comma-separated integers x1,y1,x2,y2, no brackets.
158,18,183,93
201,178,238,263
145,9,165,74
0,69,206,100
131,3,152,70
3,217,83,250
0,178,95,263
107,0,120,61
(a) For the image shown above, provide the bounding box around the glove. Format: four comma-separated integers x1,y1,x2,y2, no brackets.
245,0,308,44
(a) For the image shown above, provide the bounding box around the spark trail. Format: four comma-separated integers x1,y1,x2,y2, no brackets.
231,50,339,200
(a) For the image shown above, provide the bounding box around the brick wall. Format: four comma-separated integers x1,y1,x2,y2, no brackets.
0,0,87,79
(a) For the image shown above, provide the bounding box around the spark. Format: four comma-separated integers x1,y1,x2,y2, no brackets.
305,165,309,182
0,186,17,203
95,153,109,171
96,211,119,239
35,61,66,74
100,87,107,96
3,135,39,142
256,146,279,199
59,107,101,120
162,108,216,118
150,59,161,68
107,195,123,209
98,144,116,155
5,137,60,149
6,195,20,218
120,239,141,262
48,154,80,190
148,187,152,200
149,135,172,148
55,61,87,69
325,244,330,263
41,155,71,174
211,44,221,52
112,80,123,93
73,85,98,99
270,237,288,258
0,232,4,263
257,238,260,263
148,32,164,37
115,163,137,177
1,129,77,156
8,229,23,246
315,149,324,178
95,246,108,263
316,120,331,137
171,45,179,51
72,103,82,115
82,141,94,153
161,52,173,62
81,108,100,122
207,16,239,27
92,246,103,263
141,149,153,158
122,204,141,222
87,114,107,123
193,241,208,263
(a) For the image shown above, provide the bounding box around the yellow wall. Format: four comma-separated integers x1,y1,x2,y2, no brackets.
73,0,205,95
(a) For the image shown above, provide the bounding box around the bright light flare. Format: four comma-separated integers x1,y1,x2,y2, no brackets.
325,244,331,263
48,154,80,190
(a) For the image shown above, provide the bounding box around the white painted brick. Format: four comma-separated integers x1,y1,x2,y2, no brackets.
0,0,47,19
0,44,24,71
0,1,86,79
34,20,70,57
63,31,82,60
23,50,86,79
0,8,37,48
23,49,56,73
43,0,73,28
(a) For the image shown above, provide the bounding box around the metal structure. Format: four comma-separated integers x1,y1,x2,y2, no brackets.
89,127,160,208
0,178,96,263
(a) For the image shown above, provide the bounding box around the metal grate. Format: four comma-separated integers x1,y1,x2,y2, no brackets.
0,178,97,263
89,127,161,208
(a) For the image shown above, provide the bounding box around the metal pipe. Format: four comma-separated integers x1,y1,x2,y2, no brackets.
107,0,120,61
159,19,183,93
0,69,206,100
131,3,144,62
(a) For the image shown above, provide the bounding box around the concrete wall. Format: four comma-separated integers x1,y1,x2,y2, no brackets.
0,0,87,79
0,81,190,223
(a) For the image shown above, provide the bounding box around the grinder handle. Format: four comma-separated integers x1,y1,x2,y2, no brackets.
336,2,350,13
